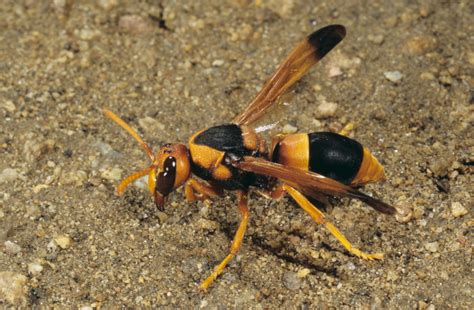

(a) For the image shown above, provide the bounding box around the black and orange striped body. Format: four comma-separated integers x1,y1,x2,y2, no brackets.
271,132,385,186
188,124,269,190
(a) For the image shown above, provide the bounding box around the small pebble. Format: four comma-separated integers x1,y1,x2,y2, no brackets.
429,159,452,177
316,101,338,118
24,139,56,162
262,0,295,17
467,52,474,65
282,124,297,134
4,241,22,255
212,59,224,67
420,72,435,80
27,262,43,276
54,234,73,249
61,170,88,186
283,271,302,290
451,202,468,218
0,271,27,305
119,15,155,34
0,168,19,184
346,262,356,271
97,0,118,10
138,116,165,133
196,218,219,232
47,240,58,252
367,34,385,45
404,36,437,55
384,71,403,83
101,167,122,181
328,66,343,77
297,268,310,278
76,28,101,41
424,241,439,253
1,100,16,112
32,184,49,194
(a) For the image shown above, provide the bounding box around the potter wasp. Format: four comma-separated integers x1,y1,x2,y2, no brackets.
104,25,396,290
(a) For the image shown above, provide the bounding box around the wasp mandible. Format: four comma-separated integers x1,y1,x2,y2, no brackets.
104,25,396,291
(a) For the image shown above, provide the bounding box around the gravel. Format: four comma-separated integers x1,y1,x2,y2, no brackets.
0,0,472,308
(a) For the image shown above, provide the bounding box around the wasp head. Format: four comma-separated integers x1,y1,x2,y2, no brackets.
148,143,191,210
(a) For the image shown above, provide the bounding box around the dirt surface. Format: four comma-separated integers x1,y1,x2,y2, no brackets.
1,0,472,308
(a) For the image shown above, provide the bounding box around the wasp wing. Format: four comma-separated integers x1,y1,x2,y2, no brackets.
237,157,395,215
232,25,346,126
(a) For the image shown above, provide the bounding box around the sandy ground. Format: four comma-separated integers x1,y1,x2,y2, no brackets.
0,0,472,308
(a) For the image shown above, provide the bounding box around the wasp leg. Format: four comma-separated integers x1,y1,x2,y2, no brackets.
200,190,249,291
338,122,354,136
117,167,152,196
256,184,286,200
282,184,383,260
184,178,223,202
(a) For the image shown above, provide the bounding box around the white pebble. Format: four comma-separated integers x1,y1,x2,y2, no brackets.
282,124,298,134
424,241,439,253
54,234,73,249
283,271,302,290
97,0,118,10
0,168,19,184
4,241,22,255
384,71,403,83
328,66,343,77
212,59,224,67
77,28,101,41
0,271,27,305
27,262,43,276
451,202,468,218
317,101,338,118
101,167,123,181
2,100,16,112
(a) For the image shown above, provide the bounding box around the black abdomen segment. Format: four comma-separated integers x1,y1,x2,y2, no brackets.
308,132,363,184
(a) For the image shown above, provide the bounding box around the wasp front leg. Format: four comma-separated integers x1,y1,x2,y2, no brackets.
282,184,384,260
184,178,223,202
200,190,249,291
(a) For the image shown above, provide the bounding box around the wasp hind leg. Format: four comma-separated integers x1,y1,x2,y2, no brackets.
282,184,383,260
338,122,354,136
199,190,249,291
184,178,223,202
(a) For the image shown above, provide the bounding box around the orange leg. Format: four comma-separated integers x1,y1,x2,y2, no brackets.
185,178,223,202
338,122,354,136
282,184,383,260
200,191,249,291
256,184,286,200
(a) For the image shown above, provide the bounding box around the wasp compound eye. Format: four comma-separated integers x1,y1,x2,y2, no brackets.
156,156,177,196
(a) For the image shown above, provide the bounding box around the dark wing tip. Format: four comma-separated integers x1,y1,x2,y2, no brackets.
355,191,396,215
308,24,346,60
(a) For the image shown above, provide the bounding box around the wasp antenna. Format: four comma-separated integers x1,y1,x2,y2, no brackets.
103,108,155,161
117,166,153,196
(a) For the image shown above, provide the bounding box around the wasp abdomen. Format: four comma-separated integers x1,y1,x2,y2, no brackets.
271,132,385,185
